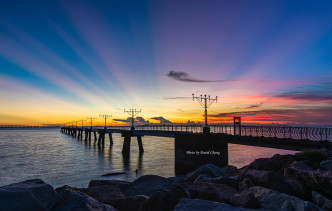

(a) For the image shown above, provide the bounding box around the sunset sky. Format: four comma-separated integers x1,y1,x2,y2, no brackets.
1,0,332,126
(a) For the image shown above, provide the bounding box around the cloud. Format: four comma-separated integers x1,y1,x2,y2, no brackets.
162,96,191,100
275,79,332,102
113,117,149,124
177,109,184,112
167,71,228,83
209,107,332,125
150,116,172,124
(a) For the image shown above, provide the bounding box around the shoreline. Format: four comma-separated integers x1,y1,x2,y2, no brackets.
1,149,332,210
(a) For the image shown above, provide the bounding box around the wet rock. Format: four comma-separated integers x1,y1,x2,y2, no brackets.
124,175,174,197
312,191,332,210
244,186,322,211
88,179,131,190
222,165,240,177
194,176,239,190
46,189,115,211
230,191,260,209
111,195,149,211
239,178,254,191
186,163,226,182
320,159,332,170
144,186,189,211
0,179,56,211
174,198,262,211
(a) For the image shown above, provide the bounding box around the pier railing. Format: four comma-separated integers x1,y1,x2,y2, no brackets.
63,125,332,142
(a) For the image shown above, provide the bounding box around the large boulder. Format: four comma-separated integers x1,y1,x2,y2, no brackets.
143,186,189,211
55,185,126,205
312,191,332,210
88,180,131,190
241,154,294,175
243,186,322,211
110,195,149,211
284,162,332,198
230,191,260,209
320,159,332,171
222,165,240,177
174,198,263,211
182,182,237,203
194,176,239,190
0,179,56,211
186,164,226,182
239,178,254,191
124,175,174,197
243,169,308,199
46,189,115,211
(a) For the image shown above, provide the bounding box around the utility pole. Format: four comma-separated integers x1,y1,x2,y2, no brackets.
79,119,84,128
124,109,141,130
99,114,111,129
86,117,96,129
192,94,218,134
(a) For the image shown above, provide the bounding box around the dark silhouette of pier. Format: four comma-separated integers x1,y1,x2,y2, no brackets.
60,95,332,170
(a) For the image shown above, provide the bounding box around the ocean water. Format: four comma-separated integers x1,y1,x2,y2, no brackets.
0,128,297,188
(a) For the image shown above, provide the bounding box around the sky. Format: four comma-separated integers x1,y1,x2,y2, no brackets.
1,0,332,126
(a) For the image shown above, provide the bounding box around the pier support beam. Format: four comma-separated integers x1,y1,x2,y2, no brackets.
122,136,131,154
175,133,228,175
109,133,113,145
137,136,144,152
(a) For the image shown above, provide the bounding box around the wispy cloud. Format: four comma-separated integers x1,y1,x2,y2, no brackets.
167,71,229,83
150,116,172,124
209,107,332,125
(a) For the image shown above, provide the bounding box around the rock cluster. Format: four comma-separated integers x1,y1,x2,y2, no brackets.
1,149,332,210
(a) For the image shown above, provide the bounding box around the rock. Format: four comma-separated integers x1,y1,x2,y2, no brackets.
320,159,332,170
186,163,226,182
174,198,262,211
242,154,294,175
312,191,332,210
194,176,239,190
243,169,270,184
88,179,131,190
102,172,125,177
124,175,174,197
110,195,149,211
230,191,261,209
244,186,322,211
222,165,240,177
239,178,254,191
243,169,308,199
259,171,307,199
0,179,56,211
182,182,237,203
46,189,115,211
284,162,332,198
144,186,189,211
55,185,126,205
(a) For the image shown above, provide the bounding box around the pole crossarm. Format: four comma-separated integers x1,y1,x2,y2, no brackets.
124,109,141,128
192,94,218,127
99,114,112,129
86,117,97,128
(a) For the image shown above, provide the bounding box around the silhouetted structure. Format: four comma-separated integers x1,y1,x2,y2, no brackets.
192,94,217,134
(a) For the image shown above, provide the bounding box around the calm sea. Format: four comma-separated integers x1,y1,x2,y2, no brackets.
0,128,296,188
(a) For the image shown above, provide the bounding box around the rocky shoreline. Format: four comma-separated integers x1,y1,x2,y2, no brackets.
1,149,332,211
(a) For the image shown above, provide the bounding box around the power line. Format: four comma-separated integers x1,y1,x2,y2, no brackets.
99,114,112,129
192,94,218,128
124,109,141,129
